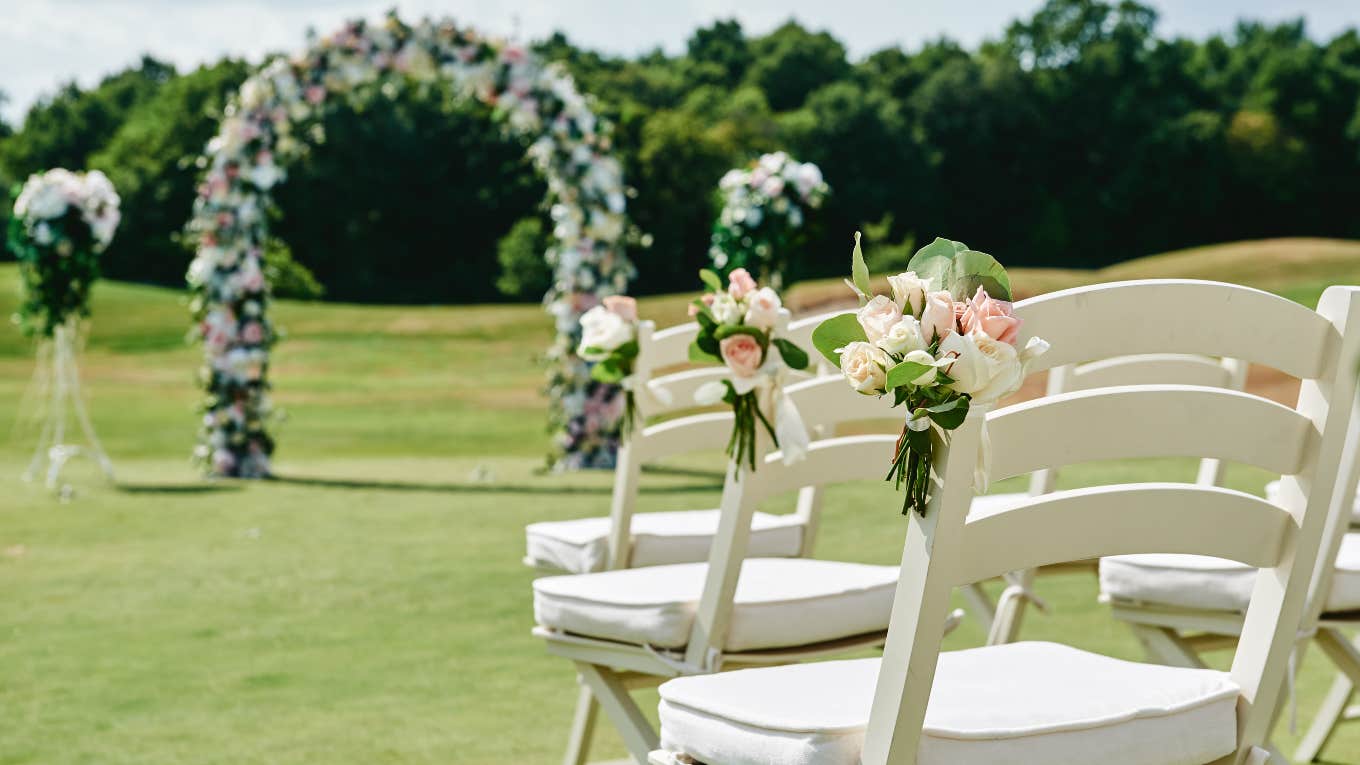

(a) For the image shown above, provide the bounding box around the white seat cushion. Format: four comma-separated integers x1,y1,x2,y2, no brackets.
533,558,897,651
1101,532,1360,613
658,641,1239,765
525,510,804,573
1267,479,1360,523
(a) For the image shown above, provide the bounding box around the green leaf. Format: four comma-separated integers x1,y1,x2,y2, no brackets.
772,338,810,370
613,340,639,359
694,309,716,332
714,324,768,345
591,358,627,383
579,345,607,358
699,268,724,292
926,395,970,430
689,338,720,363
850,231,871,305
885,360,934,389
952,250,1013,302
811,313,868,366
906,417,932,453
906,237,1013,301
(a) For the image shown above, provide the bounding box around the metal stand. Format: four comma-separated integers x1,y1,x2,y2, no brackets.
20,320,114,490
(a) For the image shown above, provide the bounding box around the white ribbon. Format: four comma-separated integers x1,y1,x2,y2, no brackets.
620,373,674,409
970,402,997,494
692,344,810,465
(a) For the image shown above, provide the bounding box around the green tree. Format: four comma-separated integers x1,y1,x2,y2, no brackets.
90,59,251,285
747,21,851,112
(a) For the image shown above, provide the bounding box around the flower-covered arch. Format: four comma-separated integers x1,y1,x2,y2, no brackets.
186,13,635,477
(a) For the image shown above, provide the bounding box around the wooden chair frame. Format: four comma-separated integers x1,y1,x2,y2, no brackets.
546,368,902,765
970,353,1249,646
645,280,1360,765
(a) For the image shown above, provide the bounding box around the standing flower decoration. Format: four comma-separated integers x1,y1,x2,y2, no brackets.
7,168,121,488
689,268,813,474
8,169,121,336
813,234,1048,515
578,296,640,437
709,151,828,287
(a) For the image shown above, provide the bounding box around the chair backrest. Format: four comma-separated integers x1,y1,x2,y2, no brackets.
690,280,1360,764
1030,353,1248,493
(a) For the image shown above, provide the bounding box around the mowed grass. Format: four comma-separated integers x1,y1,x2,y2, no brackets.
3,239,1360,764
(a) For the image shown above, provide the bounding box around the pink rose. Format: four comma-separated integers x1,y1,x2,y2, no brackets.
603,295,638,322
920,290,958,343
305,85,326,105
719,334,764,378
241,322,264,344
961,286,1021,345
727,268,757,299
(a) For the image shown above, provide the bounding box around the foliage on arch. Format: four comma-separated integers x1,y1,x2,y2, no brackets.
185,13,636,477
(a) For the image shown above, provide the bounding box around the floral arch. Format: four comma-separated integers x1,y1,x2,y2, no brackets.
186,13,635,477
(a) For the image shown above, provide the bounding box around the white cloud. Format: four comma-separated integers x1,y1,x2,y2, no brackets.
1,0,1355,124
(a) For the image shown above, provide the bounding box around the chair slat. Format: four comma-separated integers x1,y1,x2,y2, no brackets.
955,483,1292,586
641,367,731,418
649,322,701,369
1015,280,1335,380
632,412,734,462
1066,354,1233,391
989,385,1314,480
753,434,902,501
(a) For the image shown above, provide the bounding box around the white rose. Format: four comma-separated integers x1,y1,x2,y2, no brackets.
857,295,902,343
920,290,957,343
839,341,890,395
744,287,782,330
939,331,1023,403
21,180,68,220
711,293,744,325
878,316,926,356
887,271,930,315
761,175,786,197
577,305,633,360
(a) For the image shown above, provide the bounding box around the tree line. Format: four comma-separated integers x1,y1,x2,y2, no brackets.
1,0,1358,303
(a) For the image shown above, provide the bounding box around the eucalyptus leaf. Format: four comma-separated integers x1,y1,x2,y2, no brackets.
772,338,810,370
614,340,639,358
906,237,1014,301
591,358,626,383
699,268,724,292
811,313,868,366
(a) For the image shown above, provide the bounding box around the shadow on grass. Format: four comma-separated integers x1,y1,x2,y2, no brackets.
269,473,722,495
116,482,245,494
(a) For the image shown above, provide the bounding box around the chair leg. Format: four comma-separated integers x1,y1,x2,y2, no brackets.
575,663,660,765
562,682,601,765
1128,624,1208,668
1295,672,1352,762
959,582,995,636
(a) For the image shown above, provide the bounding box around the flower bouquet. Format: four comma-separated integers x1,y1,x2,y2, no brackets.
577,296,641,437
813,234,1048,515
709,152,828,287
689,268,812,474
8,169,121,336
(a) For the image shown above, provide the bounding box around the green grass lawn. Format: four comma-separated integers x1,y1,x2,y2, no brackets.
4,242,1360,764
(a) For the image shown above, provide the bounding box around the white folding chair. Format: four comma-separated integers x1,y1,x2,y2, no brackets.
533,373,909,765
646,280,1360,765
525,311,840,576
968,353,1248,645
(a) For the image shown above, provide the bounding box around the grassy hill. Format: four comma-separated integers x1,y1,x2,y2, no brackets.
4,238,1360,764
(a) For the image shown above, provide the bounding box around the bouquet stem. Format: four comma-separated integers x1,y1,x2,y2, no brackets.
887,419,932,516
726,390,778,475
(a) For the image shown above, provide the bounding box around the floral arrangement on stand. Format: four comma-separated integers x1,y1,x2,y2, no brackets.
8,168,121,489
187,12,638,477
577,296,640,438
8,169,121,336
813,234,1048,515
689,268,812,474
709,151,828,288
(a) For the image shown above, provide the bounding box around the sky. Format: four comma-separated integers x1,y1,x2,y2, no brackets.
3,0,1357,123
